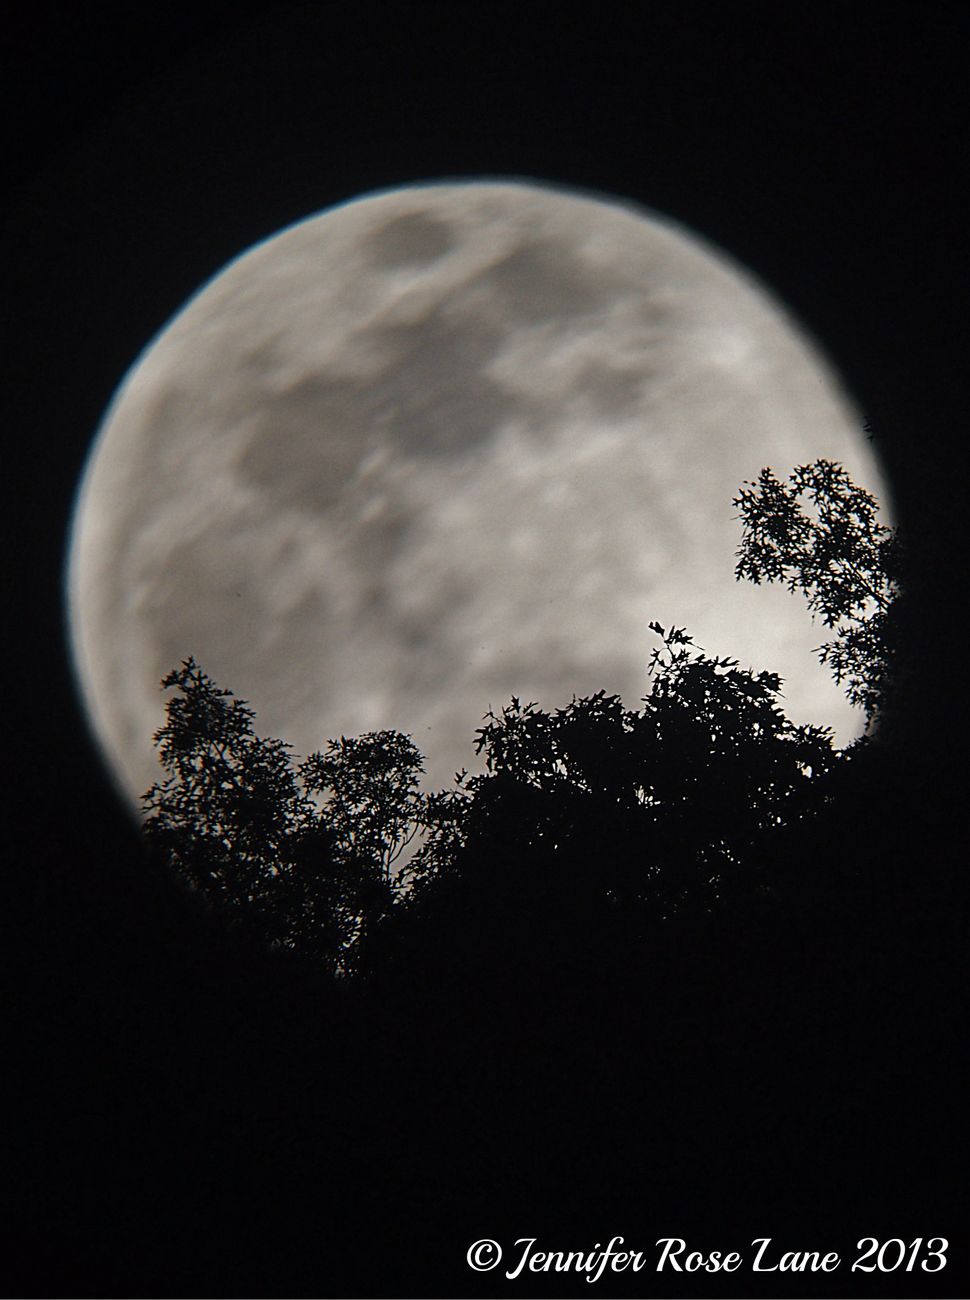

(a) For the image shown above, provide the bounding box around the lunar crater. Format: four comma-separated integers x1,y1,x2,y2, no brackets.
363,211,459,269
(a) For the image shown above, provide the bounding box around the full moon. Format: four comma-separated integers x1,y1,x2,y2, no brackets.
68,179,887,811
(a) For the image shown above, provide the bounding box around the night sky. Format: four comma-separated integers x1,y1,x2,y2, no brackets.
3,5,968,1296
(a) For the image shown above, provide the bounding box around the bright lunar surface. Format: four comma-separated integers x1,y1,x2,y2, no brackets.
68,180,888,812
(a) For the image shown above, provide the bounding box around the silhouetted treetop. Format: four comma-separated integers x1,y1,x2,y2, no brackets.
301,731,425,882
734,459,904,725
405,622,836,919
143,659,430,975
142,459,901,972
143,659,312,920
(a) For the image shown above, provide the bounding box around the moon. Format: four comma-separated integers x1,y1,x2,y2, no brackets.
67,179,887,811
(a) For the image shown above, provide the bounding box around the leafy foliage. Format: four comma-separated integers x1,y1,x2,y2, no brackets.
142,460,902,972
142,659,312,935
407,623,835,916
300,731,426,881
734,459,904,723
142,659,429,974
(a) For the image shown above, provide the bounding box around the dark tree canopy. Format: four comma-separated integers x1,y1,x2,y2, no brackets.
142,460,904,974
406,623,836,920
300,730,426,882
143,659,429,974
142,660,312,930
734,459,903,725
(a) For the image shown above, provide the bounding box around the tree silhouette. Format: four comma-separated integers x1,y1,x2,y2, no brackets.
142,659,429,974
300,731,426,882
406,622,836,922
142,658,313,940
734,459,904,725
143,460,902,975
298,730,427,964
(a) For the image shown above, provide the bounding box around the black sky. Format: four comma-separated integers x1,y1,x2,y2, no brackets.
3,4,969,1296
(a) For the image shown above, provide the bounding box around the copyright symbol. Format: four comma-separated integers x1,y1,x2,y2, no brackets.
467,1239,502,1271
